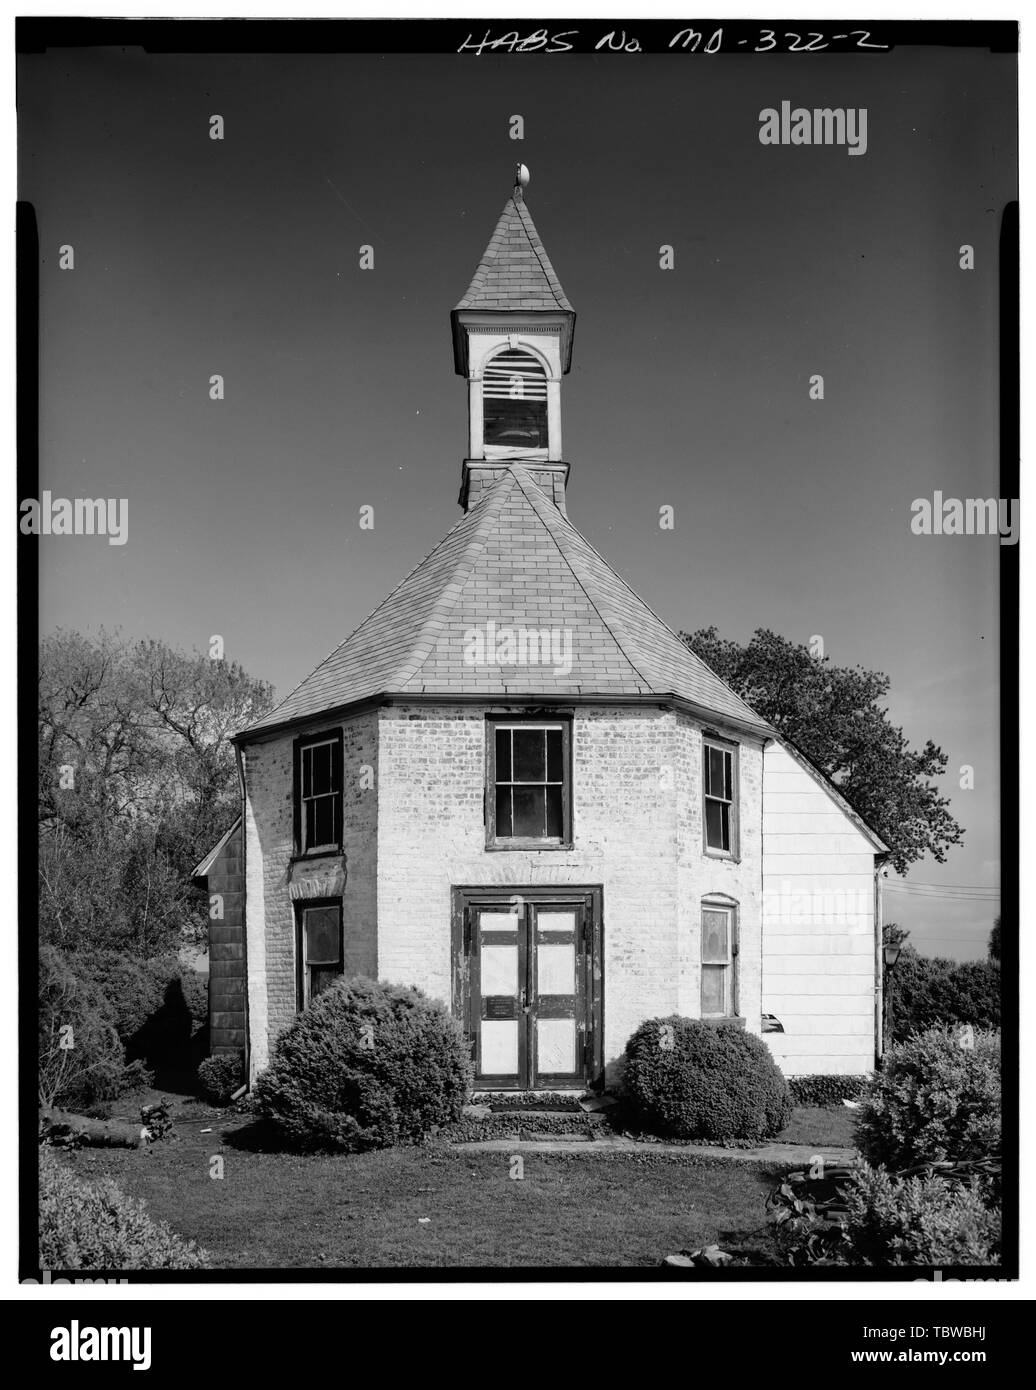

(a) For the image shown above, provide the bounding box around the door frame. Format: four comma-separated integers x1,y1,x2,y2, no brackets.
451,884,604,1091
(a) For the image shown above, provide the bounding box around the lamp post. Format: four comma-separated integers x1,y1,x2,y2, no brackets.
882,942,902,1054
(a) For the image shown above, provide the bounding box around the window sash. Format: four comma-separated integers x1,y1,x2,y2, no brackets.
488,720,570,844
701,905,736,1016
297,734,342,853
703,740,735,853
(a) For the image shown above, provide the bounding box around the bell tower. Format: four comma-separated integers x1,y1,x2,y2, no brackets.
451,165,576,513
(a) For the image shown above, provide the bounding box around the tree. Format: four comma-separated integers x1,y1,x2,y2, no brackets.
883,943,999,1044
38,630,273,956
681,627,964,875
988,918,1001,963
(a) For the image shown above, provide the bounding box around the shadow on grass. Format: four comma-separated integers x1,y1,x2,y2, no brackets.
220,1114,290,1154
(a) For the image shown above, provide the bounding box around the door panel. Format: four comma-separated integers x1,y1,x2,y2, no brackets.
473,907,524,1084
453,887,602,1090
531,903,583,1087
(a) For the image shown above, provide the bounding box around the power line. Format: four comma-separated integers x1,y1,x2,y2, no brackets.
888,881,1001,890
885,885,999,899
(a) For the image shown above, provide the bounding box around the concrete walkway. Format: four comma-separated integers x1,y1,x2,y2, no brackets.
451,1137,856,1163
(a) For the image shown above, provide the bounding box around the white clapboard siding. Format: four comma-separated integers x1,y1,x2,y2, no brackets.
761,934,873,957
765,993,873,1013
763,853,876,877
768,1014,874,1036
763,811,863,835
766,955,874,975
764,832,874,856
765,1034,874,1059
764,917,873,936
766,976,876,997
769,1050,873,1075
762,741,878,1077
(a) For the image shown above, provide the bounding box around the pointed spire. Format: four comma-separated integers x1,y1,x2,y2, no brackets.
454,167,573,314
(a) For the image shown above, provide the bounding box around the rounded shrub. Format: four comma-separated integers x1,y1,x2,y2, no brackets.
855,1026,1000,1170
197,1053,243,1106
624,1016,792,1141
39,1147,209,1270
254,977,473,1152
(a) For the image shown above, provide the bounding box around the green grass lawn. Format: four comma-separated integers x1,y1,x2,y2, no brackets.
777,1105,857,1149
58,1093,788,1270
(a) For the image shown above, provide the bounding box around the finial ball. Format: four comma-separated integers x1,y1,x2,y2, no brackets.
516,163,530,190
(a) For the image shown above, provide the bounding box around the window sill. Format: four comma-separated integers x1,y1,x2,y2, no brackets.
703,848,741,864
290,848,344,865
486,840,573,852
701,1015,746,1029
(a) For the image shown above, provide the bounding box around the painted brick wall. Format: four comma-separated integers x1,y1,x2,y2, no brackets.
761,742,878,1076
376,703,764,1083
675,714,765,1035
239,701,878,1086
242,709,378,1076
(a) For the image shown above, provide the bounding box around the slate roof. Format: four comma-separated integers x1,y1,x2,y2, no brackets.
240,466,774,740
454,190,574,314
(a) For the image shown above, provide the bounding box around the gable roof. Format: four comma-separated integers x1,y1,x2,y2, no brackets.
191,815,241,880
239,465,774,741
454,191,574,314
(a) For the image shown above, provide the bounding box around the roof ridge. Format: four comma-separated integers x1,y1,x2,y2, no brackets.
390,469,520,690
508,467,655,692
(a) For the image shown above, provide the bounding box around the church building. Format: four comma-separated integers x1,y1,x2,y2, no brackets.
197,168,888,1092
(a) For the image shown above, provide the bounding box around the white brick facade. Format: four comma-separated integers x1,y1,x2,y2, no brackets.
240,699,878,1085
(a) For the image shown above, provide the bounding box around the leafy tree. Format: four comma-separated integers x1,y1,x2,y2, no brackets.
38,630,273,956
681,627,964,875
886,944,999,1044
989,918,1001,963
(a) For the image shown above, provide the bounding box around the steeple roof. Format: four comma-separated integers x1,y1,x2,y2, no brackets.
240,466,774,740
455,188,574,314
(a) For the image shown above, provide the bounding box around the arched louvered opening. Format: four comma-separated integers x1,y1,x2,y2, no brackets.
482,348,549,453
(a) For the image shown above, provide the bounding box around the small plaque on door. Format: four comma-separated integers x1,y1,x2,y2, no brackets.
484,996,516,1020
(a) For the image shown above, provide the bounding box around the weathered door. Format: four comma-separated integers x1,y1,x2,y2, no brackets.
452,887,603,1090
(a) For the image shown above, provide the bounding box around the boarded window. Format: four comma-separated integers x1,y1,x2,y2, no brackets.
483,349,548,450
297,902,343,1009
701,904,735,1016
703,739,736,854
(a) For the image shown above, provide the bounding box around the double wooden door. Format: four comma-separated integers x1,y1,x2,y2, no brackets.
453,887,603,1090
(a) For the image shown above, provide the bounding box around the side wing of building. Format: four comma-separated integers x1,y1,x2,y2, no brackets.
761,742,884,1076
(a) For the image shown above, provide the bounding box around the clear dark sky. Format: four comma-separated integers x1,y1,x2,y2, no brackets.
20,40,1015,958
